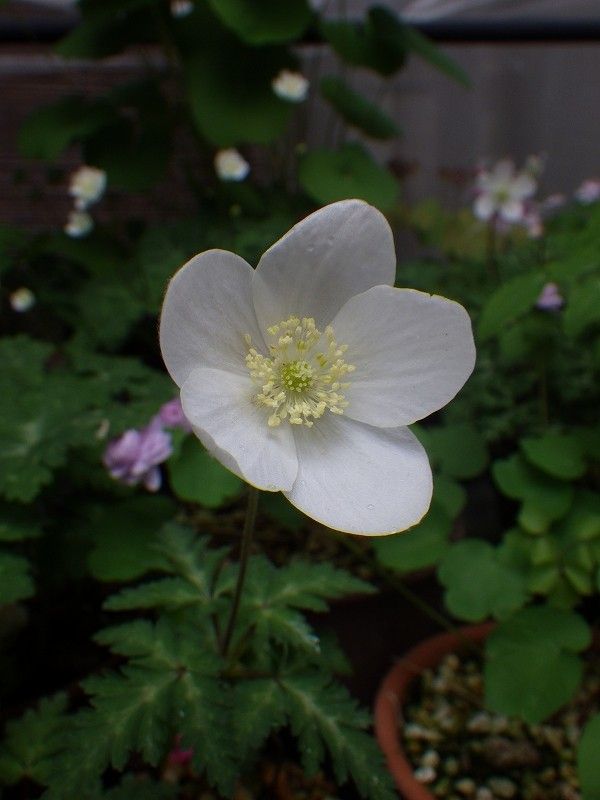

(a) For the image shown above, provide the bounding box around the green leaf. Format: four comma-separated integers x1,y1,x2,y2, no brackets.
182,9,293,146
206,0,311,44
372,499,452,573
438,540,528,621
0,552,34,605
0,694,68,786
403,27,470,87
87,497,177,582
478,272,546,341
425,423,488,479
563,277,600,338
578,713,600,800
0,504,42,542
298,144,398,212
167,437,243,508
320,76,400,140
233,680,288,762
484,606,591,723
493,454,574,533
104,775,177,800
18,96,112,160
520,433,587,480
280,672,395,800
262,492,305,532
320,10,407,76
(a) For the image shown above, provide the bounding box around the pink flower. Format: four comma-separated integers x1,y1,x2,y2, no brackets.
157,397,192,432
167,735,194,766
575,179,600,204
102,418,173,491
536,282,564,312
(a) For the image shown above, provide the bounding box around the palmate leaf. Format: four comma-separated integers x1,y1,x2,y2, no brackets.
280,672,395,800
0,694,68,786
0,551,34,605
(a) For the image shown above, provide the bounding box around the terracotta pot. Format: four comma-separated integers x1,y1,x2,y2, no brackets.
374,622,494,800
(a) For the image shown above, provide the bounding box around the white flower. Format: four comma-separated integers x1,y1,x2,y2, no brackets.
473,159,537,225
575,178,600,204
170,0,193,18
68,165,107,210
272,70,310,103
159,200,475,535
214,149,250,182
64,210,94,238
10,287,35,312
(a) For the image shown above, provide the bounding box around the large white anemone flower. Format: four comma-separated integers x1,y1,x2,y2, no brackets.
160,200,475,535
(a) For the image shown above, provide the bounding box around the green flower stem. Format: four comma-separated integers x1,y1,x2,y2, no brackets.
221,486,260,658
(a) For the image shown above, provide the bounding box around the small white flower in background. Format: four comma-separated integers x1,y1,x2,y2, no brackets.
272,70,310,103
575,178,600,204
64,209,94,238
536,282,564,312
9,287,35,312
473,159,537,225
160,200,475,535
68,165,107,210
170,0,193,18
214,148,250,182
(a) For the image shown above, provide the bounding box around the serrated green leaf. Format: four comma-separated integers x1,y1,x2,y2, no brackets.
484,606,591,723
206,0,311,44
0,694,68,786
578,713,600,800
320,76,400,139
438,540,528,621
0,552,34,605
280,673,395,800
478,272,546,341
233,680,288,762
167,437,242,508
520,433,586,480
104,775,178,800
299,144,398,212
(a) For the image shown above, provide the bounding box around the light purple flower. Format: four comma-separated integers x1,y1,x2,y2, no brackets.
536,282,564,312
157,397,192,432
103,418,173,492
575,179,600,205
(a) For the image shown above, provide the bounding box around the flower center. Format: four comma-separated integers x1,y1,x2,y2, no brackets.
245,316,355,428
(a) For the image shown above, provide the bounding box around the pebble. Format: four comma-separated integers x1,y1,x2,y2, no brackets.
475,789,494,800
455,778,476,796
488,777,517,798
467,712,492,733
444,757,460,776
421,749,441,768
414,766,436,784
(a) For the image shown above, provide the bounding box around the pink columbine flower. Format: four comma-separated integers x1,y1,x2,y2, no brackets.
157,397,192,432
473,158,537,227
536,282,564,311
575,179,600,204
103,418,173,492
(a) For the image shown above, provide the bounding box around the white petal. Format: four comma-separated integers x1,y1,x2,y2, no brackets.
511,173,536,200
285,416,432,535
473,194,496,221
500,199,525,222
160,250,264,387
331,286,475,427
252,200,395,331
180,367,297,491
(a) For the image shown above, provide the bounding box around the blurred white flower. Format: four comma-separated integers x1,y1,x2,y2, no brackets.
214,148,250,182
65,210,94,238
575,178,600,204
160,200,475,535
68,165,107,210
10,287,36,312
170,0,193,18
473,159,537,225
272,70,310,103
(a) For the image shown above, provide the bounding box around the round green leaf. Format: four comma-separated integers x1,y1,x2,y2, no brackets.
478,272,546,342
372,501,452,573
206,0,311,44
168,437,242,508
484,606,591,723
520,433,586,481
438,540,528,622
426,423,488,479
578,713,600,800
298,144,398,212
320,76,400,140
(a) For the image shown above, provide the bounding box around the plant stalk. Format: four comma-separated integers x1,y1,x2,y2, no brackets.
221,486,260,658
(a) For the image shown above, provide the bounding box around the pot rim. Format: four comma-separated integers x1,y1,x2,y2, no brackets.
373,622,494,800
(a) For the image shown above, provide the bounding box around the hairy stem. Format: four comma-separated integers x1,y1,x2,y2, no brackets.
221,486,260,658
